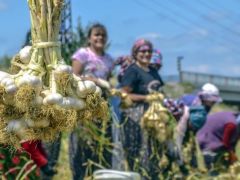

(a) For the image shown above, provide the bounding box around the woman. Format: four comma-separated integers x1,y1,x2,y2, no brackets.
120,39,164,178
70,23,113,180
197,111,240,169
72,23,113,86
180,83,222,113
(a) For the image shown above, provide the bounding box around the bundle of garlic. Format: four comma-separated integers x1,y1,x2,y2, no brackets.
141,93,176,143
0,0,108,147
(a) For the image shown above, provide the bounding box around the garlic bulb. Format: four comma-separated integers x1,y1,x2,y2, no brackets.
19,46,32,64
0,71,11,82
76,80,96,98
55,64,72,74
60,97,86,110
6,120,28,140
1,77,14,87
94,86,102,96
43,93,63,105
5,84,17,94
17,74,42,87
25,119,50,128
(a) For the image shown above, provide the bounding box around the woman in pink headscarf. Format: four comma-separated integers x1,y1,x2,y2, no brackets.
120,39,164,178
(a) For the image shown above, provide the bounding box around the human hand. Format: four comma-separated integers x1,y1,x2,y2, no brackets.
145,93,164,102
97,78,111,89
229,151,238,164
120,94,133,108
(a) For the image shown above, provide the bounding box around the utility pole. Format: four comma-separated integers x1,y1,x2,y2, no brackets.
177,56,184,82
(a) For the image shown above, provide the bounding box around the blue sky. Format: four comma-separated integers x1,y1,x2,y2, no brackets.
0,0,239,76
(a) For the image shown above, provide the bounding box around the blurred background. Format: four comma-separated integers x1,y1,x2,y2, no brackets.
0,1,240,179
0,0,240,76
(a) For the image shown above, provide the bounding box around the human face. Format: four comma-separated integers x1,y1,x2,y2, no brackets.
88,28,107,51
135,46,152,66
202,100,216,108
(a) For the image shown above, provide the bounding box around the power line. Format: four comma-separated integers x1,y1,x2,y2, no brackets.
180,0,240,37
167,0,240,45
201,0,237,13
132,0,190,30
132,0,239,54
148,0,240,53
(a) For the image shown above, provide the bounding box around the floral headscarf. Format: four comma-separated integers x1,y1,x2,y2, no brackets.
150,49,163,66
131,39,153,59
115,55,133,82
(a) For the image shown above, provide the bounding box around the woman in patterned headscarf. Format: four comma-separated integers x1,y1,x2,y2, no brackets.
120,39,164,178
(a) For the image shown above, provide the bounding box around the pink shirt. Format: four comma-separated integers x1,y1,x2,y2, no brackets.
72,47,113,80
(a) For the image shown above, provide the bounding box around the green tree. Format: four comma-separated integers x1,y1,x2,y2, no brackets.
0,55,11,71
61,18,88,65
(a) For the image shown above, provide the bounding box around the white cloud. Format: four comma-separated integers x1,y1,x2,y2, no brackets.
0,1,7,11
137,32,162,41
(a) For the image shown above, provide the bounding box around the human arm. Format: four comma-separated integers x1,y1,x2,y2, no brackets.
121,86,147,102
175,106,190,162
72,58,110,89
72,60,84,75
223,123,237,150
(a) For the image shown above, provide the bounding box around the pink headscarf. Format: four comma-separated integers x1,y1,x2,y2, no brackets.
131,39,153,59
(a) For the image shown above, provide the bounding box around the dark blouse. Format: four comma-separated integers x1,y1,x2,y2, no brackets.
120,63,164,95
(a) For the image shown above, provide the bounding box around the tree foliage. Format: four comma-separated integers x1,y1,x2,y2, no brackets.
61,18,88,65
0,55,11,71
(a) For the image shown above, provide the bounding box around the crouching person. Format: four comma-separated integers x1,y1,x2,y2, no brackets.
197,111,240,170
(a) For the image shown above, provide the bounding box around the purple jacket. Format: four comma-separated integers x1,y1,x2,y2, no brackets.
197,111,239,152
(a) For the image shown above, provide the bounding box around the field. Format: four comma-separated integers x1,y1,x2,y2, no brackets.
53,103,240,179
